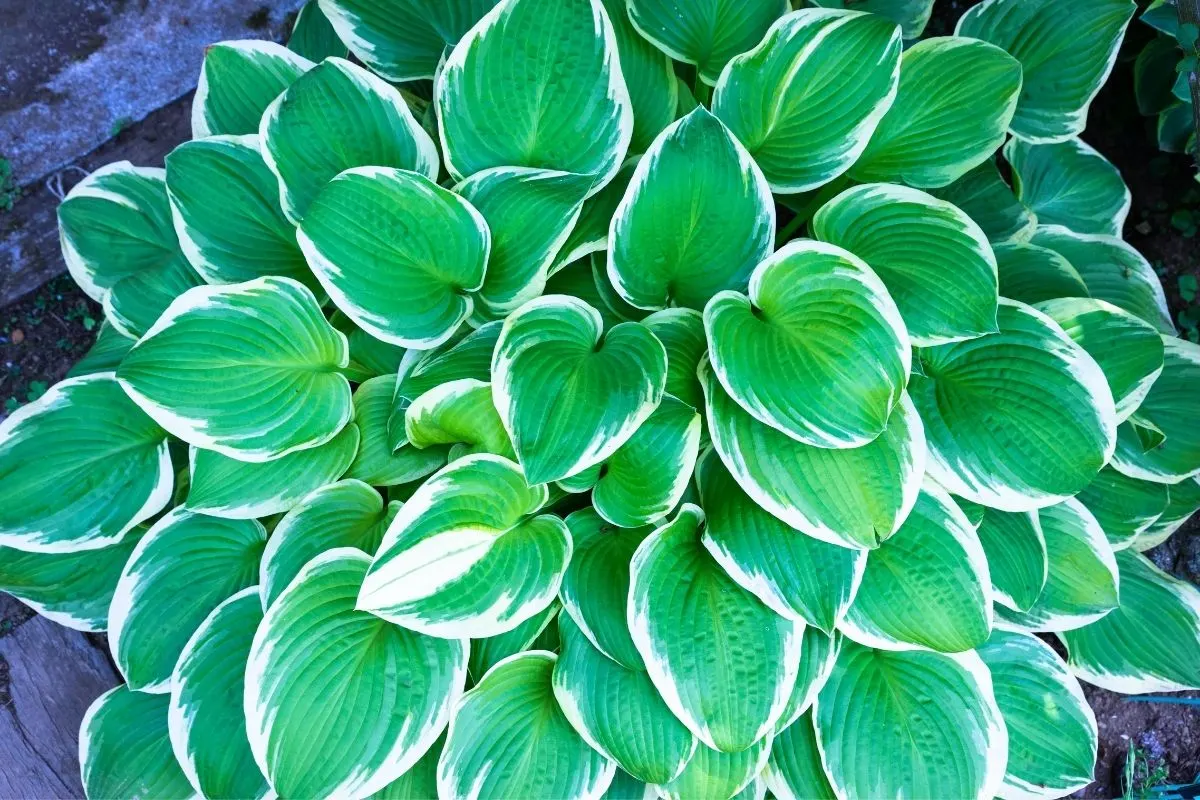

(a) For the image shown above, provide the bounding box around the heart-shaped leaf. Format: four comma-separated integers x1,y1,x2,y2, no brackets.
1005,137,1131,236
839,484,992,654
957,0,1136,143
109,509,265,691
812,183,999,345
1030,226,1174,334
298,167,490,348
359,454,570,638
318,0,498,81
706,239,910,446
849,36,1022,188
558,508,653,671
246,548,466,798
186,423,359,519
80,687,194,800
1109,337,1200,484
116,277,353,461
0,374,170,553
629,505,802,752
492,295,666,484
262,57,439,223
627,0,787,85
287,1,347,61
978,629,1098,800
1059,549,1200,692
711,8,901,193
58,163,203,338
553,613,698,784
259,479,398,609
437,651,616,799
816,642,1008,800
996,499,1119,633
608,109,775,311
193,41,313,137
697,451,865,633
168,588,268,800
703,360,926,550
436,0,632,187
165,134,318,292
911,299,1117,511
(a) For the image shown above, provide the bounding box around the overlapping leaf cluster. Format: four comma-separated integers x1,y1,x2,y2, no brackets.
1133,0,1200,155
3,0,1200,798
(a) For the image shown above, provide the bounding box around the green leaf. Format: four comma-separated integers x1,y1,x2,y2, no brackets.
1034,297,1165,423
697,450,865,633
604,769,654,800
359,454,569,637
1157,101,1196,153
58,162,202,338
0,374,170,553
956,0,1136,143
332,310,408,382
553,613,697,784
707,239,910,446
1110,337,1200,483
405,379,514,460
596,0,676,153
627,0,788,85
455,167,591,322
492,295,666,484
1060,548,1200,692
187,423,359,519
0,526,146,631
246,548,466,797
1005,137,1131,237
388,322,502,452
911,299,1117,511
370,734,445,800
592,394,701,527
259,479,397,608
318,0,497,80
703,360,926,550
815,642,1008,800
1135,36,1181,117
80,687,195,800
436,0,632,186
165,134,318,292
811,0,934,38
117,277,353,461
67,320,135,378
262,57,439,223
468,602,560,683
775,628,841,733
996,499,1119,633
349,375,448,486
1135,476,1200,551
555,159,639,271
1142,0,1181,36
840,484,992,653
288,1,348,61
977,629,1098,800
928,160,1037,245
298,167,490,348
168,588,268,799
974,506,1047,613
629,505,801,752
993,240,1090,304
438,651,616,798
850,36,1022,188
712,9,901,193
764,712,836,800
558,507,652,670
642,309,706,412
608,109,775,311
812,183,999,345
193,41,313,137
656,737,772,800
110,509,264,691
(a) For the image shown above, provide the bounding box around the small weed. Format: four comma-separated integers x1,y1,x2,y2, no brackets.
109,116,134,137
3,397,18,413
1124,741,1171,800
0,157,18,211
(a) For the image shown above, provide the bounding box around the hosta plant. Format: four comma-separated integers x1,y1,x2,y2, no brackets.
4,0,1200,798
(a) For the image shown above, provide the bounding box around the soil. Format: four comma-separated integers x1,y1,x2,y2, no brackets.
0,2,1199,797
